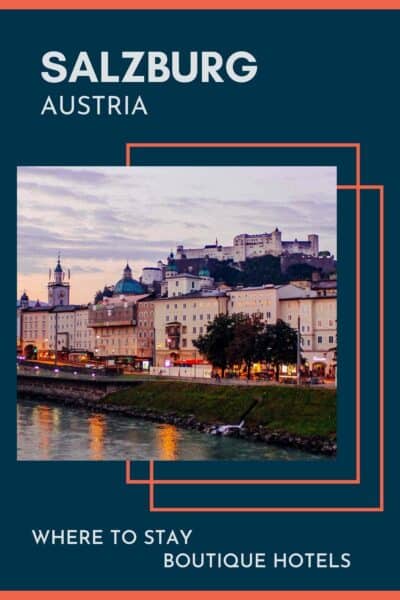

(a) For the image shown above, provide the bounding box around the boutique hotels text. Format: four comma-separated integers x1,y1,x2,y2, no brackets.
40,50,258,116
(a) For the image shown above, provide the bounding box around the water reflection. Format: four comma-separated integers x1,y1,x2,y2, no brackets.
156,424,179,460
32,404,60,459
88,413,107,460
17,399,327,461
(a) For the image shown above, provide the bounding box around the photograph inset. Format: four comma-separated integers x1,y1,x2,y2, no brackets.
17,166,337,461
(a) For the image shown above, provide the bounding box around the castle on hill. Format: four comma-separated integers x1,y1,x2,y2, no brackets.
175,228,319,262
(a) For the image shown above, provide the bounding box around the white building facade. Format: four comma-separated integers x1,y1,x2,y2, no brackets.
153,291,228,367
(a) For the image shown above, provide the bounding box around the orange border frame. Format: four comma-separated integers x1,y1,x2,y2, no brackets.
124,142,384,512
0,592,399,599
2,1,400,8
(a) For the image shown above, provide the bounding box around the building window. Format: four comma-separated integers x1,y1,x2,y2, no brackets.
183,315,186,321
317,336,323,343
193,327,197,334
182,326,187,334
317,320,322,327
329,335,334,344
191,282,195,289
182,338,187,347
199,314,203,320
175,281,179,287
329,320,333,326
307,340,311,346
166,316,170,322
193,315,196,321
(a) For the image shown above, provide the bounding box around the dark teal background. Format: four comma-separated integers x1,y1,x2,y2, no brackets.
0,9,396,590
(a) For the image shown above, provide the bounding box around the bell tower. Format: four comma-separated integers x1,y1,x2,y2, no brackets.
48,254,70,306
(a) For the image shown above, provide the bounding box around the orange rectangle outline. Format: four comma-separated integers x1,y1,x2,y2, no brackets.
123,142,384,512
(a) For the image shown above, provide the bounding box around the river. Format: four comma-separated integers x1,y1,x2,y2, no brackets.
17,398,327,461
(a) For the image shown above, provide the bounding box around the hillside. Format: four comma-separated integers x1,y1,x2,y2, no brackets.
176,254,335,287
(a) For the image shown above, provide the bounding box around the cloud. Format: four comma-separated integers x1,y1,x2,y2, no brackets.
18,166,110,185
70,265,104,273
18,165,337,300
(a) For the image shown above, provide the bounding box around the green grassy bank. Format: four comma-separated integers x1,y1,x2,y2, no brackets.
105,381,336,438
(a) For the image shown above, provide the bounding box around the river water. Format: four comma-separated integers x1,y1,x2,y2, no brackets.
17,399,327,461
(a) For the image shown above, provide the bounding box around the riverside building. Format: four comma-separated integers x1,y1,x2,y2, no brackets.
87,263,154,368
18,253,336,378
153,265,337,378
227,282,337,377
19,257,95,361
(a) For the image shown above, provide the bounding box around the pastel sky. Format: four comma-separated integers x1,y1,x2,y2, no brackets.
17,166,337,305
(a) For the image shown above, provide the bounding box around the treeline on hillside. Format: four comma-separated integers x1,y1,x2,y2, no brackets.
209,255,322,287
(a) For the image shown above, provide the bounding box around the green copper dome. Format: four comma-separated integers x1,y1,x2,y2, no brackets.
166,252,178,272
166,262,178,272
113,263,144,295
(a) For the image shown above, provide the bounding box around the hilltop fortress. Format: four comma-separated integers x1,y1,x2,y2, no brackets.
176,228,319,262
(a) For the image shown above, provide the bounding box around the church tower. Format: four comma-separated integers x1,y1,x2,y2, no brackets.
48,254,70,306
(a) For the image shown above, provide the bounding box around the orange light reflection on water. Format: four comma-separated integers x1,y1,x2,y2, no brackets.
32,404,59,459
156,424,179,460
88,413,107,460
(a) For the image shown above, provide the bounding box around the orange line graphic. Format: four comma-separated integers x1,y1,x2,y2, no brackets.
123,143,384,512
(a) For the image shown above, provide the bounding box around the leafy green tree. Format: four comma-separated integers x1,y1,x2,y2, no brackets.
210,255,284,287
227,314,264,379
193,314,235,377
94,290,103,304
94,285,113,304
241,255,284,286
257,319,298,382
285,263,319,281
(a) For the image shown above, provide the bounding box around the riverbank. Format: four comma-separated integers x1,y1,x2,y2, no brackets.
18,378,336,456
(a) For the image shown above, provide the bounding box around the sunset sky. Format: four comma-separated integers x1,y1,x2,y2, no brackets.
17,166,337,305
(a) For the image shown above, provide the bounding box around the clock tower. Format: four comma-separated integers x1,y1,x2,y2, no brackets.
48,254,70,306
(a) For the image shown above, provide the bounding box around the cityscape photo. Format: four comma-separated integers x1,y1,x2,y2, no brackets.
17,166,337,461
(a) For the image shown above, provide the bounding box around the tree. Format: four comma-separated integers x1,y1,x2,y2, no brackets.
257,319,298,382
193,314,235,377
94,285,114,304
94,290,103,304
285,263,319,281
227,314,264,379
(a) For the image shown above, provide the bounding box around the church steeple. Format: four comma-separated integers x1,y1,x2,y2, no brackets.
48,254,70,306
20,290,29,309
123,262,132,280
54,253,63,284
